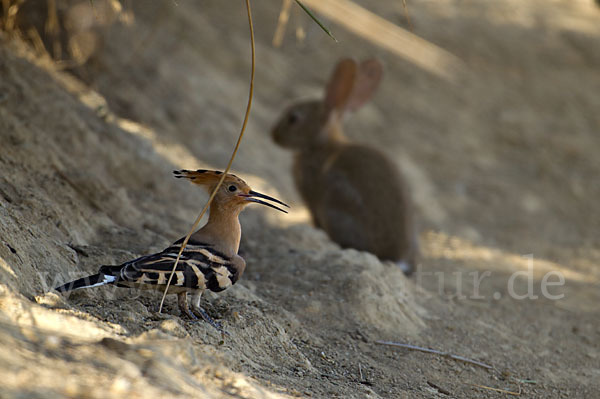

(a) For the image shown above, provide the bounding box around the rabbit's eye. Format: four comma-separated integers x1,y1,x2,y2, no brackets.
228,185,237,192
288,112,299,125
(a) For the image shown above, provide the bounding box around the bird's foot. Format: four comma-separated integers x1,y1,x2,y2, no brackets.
177,292,229,336
180,306,199,321
191,306,229,336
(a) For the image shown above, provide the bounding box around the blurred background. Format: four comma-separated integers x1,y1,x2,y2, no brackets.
8,0,600,255
0,1,599,398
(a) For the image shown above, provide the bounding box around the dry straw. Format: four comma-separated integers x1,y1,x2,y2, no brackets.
158,0,256,313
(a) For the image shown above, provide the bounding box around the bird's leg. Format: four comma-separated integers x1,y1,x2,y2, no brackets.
190,293,229,336
177,292,198,320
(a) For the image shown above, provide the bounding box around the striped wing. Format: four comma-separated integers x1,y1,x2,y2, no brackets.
107,239,238,292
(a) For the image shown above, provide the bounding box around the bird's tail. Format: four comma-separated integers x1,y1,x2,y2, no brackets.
54,272,117,293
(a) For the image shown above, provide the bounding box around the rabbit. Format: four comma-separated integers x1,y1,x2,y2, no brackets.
271,58,418,274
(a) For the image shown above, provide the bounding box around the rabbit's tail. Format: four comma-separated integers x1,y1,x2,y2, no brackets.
396,260,414,275
396,234,419,275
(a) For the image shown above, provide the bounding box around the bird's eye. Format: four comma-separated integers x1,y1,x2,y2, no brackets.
228,185,237,192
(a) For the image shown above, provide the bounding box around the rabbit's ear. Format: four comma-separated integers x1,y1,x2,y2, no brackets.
324,58,358,116
346,58,383,112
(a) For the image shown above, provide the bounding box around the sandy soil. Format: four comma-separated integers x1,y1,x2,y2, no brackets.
1,1,599,397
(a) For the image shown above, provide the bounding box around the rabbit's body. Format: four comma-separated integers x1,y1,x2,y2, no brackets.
294,142,415,264
272,59,418,274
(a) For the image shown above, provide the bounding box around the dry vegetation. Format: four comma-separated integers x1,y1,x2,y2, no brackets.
1,1,599,398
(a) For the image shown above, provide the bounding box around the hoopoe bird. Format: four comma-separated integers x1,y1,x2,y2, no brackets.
55,169,288,332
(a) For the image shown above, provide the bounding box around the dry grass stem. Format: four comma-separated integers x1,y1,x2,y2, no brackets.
294,0,336,41
467,382,522,396
300,0,464,82
358,363,363,380
2,0,25,32
158,0,256,313
272,0,292,48
401,0,413,32
375,340,493,370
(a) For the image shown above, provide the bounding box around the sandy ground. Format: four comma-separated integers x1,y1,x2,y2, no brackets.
1,1,599,397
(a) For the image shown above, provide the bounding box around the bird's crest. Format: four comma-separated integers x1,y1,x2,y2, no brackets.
173,169,247,190
174,169,289,213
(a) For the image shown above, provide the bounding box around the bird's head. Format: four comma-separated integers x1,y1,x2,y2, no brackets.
173,169,288,214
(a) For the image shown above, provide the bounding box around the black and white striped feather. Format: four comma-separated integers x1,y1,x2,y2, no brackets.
55,238,239,294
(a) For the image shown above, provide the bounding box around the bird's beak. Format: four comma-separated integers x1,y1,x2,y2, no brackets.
238,190,289,213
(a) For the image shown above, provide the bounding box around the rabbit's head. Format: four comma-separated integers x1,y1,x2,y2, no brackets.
272,58,383,150
272,100,325,149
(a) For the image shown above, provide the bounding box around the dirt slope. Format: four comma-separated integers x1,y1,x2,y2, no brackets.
1,1,599,398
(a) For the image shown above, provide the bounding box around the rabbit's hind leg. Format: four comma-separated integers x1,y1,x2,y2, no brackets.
320,208,370,253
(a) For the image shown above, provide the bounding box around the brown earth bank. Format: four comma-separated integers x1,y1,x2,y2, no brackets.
1,1,599,398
